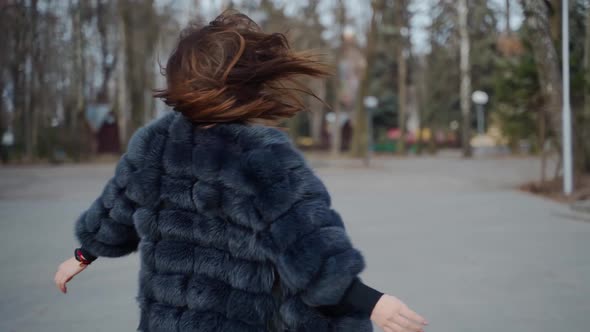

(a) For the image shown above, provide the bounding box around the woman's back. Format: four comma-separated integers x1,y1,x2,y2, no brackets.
75,111,370,331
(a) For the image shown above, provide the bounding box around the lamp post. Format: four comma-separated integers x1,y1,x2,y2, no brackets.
363,96,378,166
562,0,574,195
471,90,488,134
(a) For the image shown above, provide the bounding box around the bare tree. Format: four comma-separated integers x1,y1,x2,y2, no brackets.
96,0,118,102
331,0,347,157
458,0,472,157
118,0,159,142
350,0,381,158
301,2,328,147
577,0,590,174
521,0,563,151
396,0,409,155
505,0,511,33
585,5,590,122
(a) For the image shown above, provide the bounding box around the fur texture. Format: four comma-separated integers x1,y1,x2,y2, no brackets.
74,112,372,332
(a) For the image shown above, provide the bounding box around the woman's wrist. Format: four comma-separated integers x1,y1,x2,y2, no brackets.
370,294,387,321
370,294,428,330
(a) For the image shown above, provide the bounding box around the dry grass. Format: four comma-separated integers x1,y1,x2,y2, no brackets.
520,174,590,203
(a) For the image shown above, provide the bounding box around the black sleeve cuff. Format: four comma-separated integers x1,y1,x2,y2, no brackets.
340,278,383,313
316,278,383,316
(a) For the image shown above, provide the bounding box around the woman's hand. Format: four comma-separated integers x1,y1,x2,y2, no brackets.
54,257,89,294
370,294,428,332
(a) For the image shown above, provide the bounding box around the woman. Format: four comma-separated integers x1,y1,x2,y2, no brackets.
54,11,428,332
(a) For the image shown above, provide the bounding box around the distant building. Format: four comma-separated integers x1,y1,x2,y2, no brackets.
86,103,121,154
496,33,524,57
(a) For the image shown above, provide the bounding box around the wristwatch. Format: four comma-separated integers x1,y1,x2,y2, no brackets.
74,248,96,265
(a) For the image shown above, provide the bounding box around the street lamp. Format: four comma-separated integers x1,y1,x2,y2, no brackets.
471,90,488,134
363,96,378,166
562,0,574,195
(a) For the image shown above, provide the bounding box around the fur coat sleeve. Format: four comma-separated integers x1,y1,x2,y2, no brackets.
73,126,152,258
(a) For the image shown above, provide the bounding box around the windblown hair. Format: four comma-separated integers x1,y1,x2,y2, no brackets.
154,10,330,124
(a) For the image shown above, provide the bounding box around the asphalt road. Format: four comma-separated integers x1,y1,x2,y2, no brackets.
0,154,588,332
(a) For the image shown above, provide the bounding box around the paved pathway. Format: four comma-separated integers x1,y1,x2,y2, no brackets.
0,155,588,332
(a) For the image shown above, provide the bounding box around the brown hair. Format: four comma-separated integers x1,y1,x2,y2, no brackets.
154,10,330,124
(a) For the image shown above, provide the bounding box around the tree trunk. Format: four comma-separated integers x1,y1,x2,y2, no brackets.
582,4,590,173
539,105,547,184
505,0,511,33
549,0,561,43
120,0,142,140
30,0,42,161
331,0,346,157
116,4,128,146
119,0,158,143
331,103,343,156
521,0,563,148
69,0,88,160
288,112,301,140
416,58,428,156
459,0,472,157
350,0,380,158
97,0,118,102
19,0,40,161
308,78,326,146
396,0,407,155
11,55,26,160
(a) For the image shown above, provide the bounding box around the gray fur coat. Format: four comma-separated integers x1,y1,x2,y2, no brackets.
74,112,372,331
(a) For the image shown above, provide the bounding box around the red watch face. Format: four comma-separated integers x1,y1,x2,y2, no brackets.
75,249,91,264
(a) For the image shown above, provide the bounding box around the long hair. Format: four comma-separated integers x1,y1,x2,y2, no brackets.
154,10,330,124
